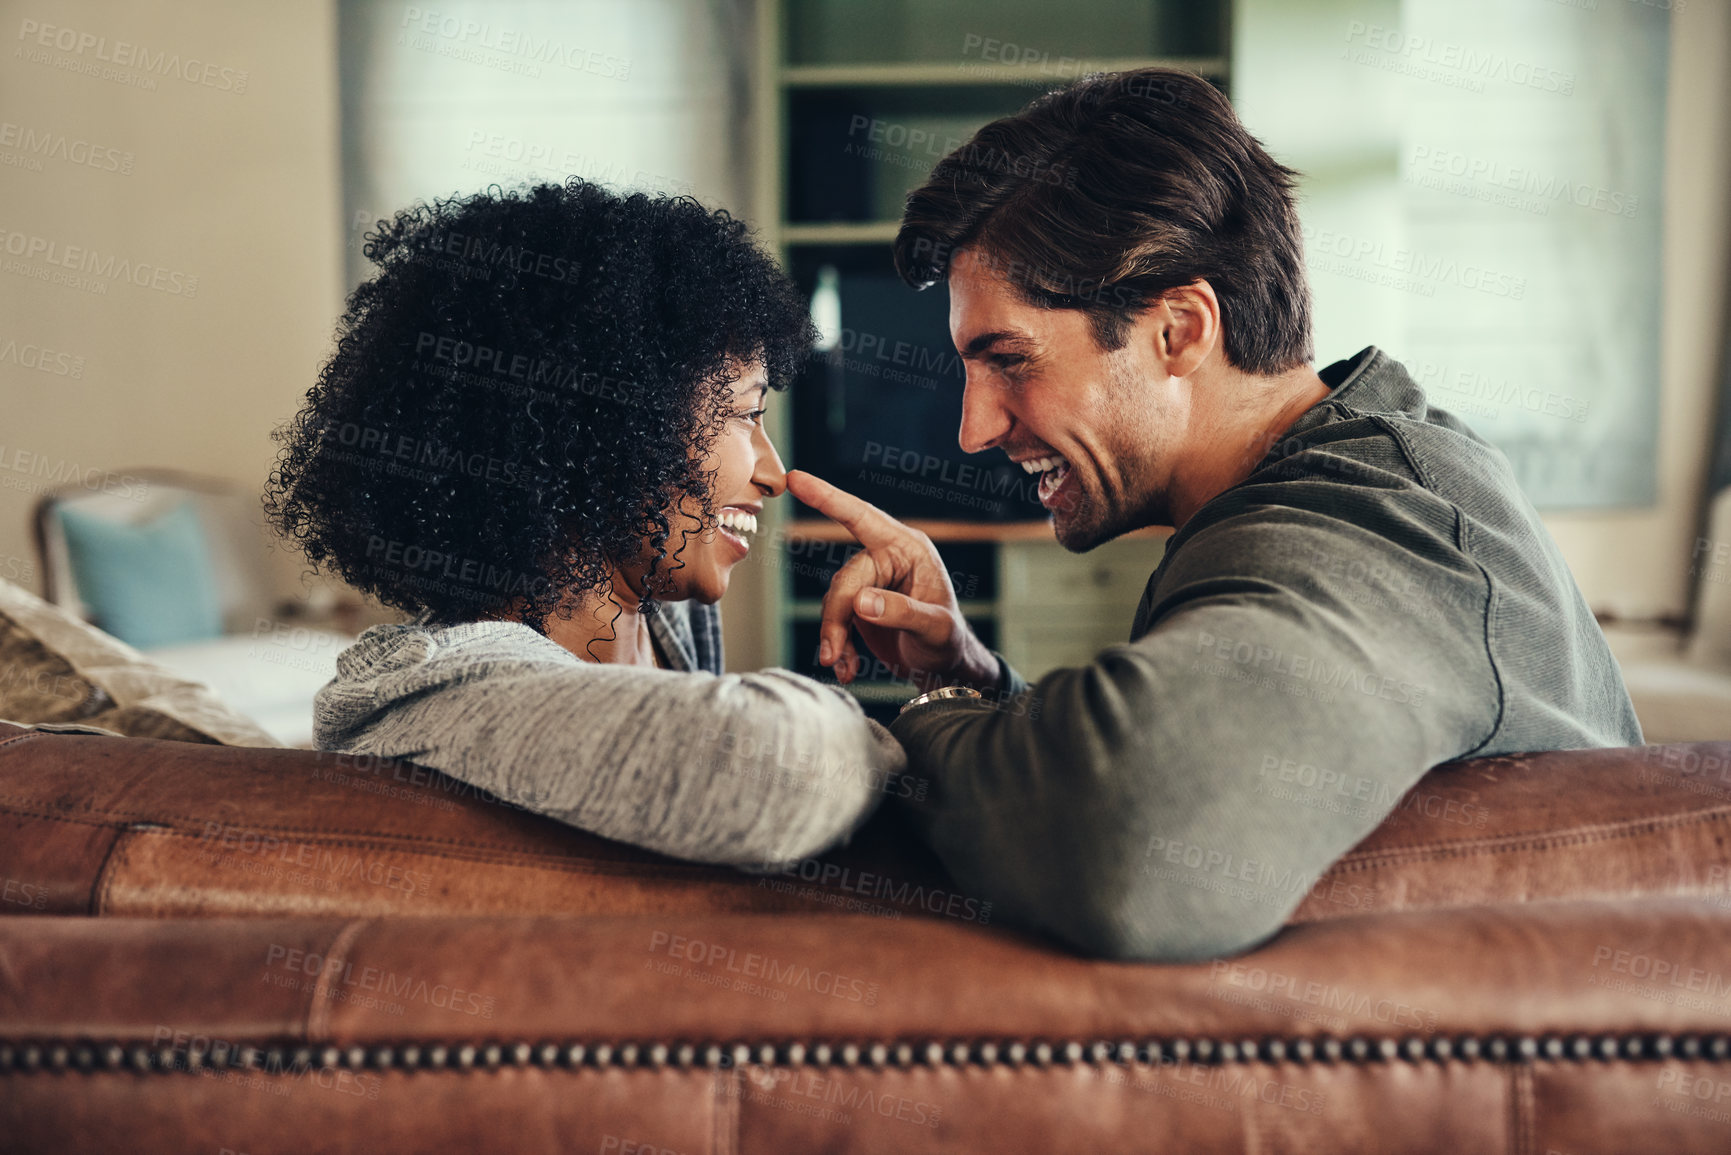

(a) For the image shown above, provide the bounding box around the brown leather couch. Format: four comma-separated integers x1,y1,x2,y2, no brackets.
4,718,1731,1152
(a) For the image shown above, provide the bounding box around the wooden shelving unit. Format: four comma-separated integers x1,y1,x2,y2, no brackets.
778,221,902,246
754,1,1228,710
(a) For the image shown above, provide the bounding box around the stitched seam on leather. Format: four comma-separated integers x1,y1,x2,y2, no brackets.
713,1070,738,1155
0,804,891,911
143,827,718,879
1510,1064,1533,1155
0,805,127,832
304,920,370,1040
90,830,134,915
0,799,705,877
0,794,715,873
0,732,43,753
1328,807,1731,874
1506,1064,1517,1155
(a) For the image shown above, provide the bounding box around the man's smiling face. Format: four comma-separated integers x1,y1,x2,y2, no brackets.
948,247,1183,550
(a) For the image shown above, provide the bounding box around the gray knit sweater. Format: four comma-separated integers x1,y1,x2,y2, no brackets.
313,599,903,867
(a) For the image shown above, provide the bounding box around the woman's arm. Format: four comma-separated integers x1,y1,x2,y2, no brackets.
315,625,904,867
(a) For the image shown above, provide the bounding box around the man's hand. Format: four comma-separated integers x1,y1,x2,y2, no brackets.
785,470,1000,692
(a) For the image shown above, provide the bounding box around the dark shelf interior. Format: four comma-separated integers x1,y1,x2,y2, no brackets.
785,246,1049,524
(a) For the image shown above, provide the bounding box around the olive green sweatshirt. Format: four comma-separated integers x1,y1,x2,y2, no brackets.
889,347,1643,962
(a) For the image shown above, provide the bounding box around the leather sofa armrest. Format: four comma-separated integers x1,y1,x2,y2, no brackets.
1300,743,1731,921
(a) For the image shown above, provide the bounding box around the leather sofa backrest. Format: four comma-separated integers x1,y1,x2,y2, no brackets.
1,721,1728,925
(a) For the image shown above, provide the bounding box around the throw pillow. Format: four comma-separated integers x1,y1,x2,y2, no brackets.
0,576,279,747
56,499,225,649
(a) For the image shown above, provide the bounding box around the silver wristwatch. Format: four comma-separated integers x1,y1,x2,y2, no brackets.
899,685,984,715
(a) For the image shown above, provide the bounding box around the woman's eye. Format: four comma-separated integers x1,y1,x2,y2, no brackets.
739,408,767,425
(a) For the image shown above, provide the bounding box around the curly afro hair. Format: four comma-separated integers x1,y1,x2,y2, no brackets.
265,179,814,633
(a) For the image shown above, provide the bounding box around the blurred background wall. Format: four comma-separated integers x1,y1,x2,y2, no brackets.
1,0,345,608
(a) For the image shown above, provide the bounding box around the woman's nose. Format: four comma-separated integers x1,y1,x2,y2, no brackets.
754,423,788,498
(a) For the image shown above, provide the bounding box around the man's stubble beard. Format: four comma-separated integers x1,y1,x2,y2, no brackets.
1051,473,1159,552
1051,362,1164,553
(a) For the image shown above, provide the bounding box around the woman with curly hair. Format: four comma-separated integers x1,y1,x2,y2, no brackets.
266,179,902,867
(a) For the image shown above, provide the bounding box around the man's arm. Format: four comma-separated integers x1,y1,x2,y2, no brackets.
888,509,1498,961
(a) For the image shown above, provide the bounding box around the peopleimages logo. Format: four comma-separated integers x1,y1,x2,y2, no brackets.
397,7,631,80
154,1028,382,1101
311,416,520,485
0,336,84,377
844,114,1076,188
1141,835,1379,912
1,876,49,910
1193,630,1428,707
1407,145,1638,219
16,19,249,92
648,931,879,1006
0,121,134,174
363,536,556,602
199,821,434,896
1299,224,1527,300
419,229,576,283
859,440,1050,512
767,857,993,924
0,445,147,499
413,331,644,407
0,226,198,296
1209,960,1440,1034
1342,21,1575,96
265,944,497,1018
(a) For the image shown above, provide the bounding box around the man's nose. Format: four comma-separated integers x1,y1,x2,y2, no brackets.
753,422,788,498
957,372,1013,456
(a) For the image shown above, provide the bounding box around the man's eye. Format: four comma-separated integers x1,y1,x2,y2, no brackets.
987,355,1029,386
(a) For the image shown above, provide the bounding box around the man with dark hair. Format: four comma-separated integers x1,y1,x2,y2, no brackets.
786,67,1641,962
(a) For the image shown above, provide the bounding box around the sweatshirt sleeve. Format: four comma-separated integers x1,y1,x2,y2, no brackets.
889,501,1498,962
318,644,905,869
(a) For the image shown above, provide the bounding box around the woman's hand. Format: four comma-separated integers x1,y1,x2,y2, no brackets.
785,470,1000,692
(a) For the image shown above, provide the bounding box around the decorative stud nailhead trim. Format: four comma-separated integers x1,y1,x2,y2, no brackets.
5,1033,1730,1075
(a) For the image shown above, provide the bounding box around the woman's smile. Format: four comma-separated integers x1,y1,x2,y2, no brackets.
715,504,759,557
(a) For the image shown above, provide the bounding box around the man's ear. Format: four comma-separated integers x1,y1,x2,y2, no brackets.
1150,280,1221,378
